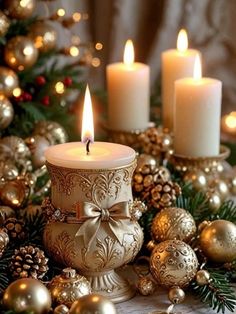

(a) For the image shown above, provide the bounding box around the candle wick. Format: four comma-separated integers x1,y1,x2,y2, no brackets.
86,139,91,155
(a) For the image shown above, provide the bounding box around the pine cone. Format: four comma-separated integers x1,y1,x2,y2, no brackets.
149,180,181,209
10,245,49,279
3,217,26,242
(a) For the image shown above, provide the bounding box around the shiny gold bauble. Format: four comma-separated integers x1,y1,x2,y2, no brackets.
230,176,236,195
4,0,36,19
0,228,9,257
49,268,91,307
206,190,221,213
137,276,156,296
69,294,117,314
4,36,38,71
183,170,207,191
0,205,15,219
0,160,18,180
0,95,13,129
0,179,28,209
136,154,158,172
54,305,69,314
33,121,68,144
209,179,229,200
199,220,236,263
25,135,50,168
151,207,196,243
168,286,185,304
3,278,51,314
0,10,10,36
196,269,210,286
0,136,31,164
150,240,198,288
0,66,19,97
29,21,57,52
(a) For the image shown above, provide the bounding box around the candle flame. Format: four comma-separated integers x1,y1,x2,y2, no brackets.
225,112,236,129
81,85,94,143
123,39,134,66
177,29,188,52
193,54,202,80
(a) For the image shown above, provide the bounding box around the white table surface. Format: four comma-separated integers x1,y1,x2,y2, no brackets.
116,267,236,314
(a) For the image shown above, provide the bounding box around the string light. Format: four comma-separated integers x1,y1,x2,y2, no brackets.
55,81,65,94
69,46,79,57
13,88,22,97
72,12,81,22
95,42,103,50
92,57,101,67
57,8,66,17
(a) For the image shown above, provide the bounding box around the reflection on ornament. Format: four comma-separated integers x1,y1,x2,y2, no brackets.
0,10,10,36
206,190,221,213
150,240,198,288
69,294,117,314
0,95,14,129
209,179,229,200
151,207,196,243
0,66,19,97
0,179,28,209
29,21,57,52
4,0,36,19
196,269,210,286
199,220,236,263
183,170,207,191
3,278,51,314
4,36,38,71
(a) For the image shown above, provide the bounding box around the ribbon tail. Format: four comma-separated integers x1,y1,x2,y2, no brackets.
108,218,132,246
75,217,100,249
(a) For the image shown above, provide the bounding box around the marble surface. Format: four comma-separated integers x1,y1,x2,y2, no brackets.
116,267,236,314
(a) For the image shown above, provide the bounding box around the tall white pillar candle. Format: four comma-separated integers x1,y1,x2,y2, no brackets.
162,29,200,130
174,55,222,157
107,40,150,131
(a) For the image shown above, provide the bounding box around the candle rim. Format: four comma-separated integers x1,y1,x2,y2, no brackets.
162,48,199,56
175,77,222,85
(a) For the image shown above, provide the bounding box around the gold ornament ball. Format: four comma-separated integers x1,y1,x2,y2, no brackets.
0,180,28,209
0,10,10,36
168,286,185,304
199,220,236,263
29,21,57,52
210,179,229,200
33,121,68,144
136,154,158,172
151,207,196,243
0,160,18,180
0,66,19,97
150,240,198,288
137,276,156,296
0,95,14,129
25,135,50,168
54,305,69,314
183,170,207,191
69,294,117,314
4,0,36,19
196,270,210,286
3,278,51,314
49,268,91,307
207,190,221,213
230,176,236,195
5,36,38,71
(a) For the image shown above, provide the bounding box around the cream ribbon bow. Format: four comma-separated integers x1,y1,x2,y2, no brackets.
75,201,131,249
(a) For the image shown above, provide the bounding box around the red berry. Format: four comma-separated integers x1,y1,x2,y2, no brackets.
63,77,72,87
22,92,32,101
36,76,46,86
41,96,50,106
15,95,24,102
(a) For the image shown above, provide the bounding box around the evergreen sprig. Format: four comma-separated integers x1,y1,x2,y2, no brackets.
191,270,236,313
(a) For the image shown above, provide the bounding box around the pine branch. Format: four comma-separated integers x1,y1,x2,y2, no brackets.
191,270,236,313
209,200,236,223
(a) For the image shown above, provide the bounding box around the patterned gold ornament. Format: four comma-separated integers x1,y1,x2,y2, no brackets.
29,21,57,52
0,179,29,209
137,276,156,296
69,294,117,314
151,207,196,243
0,10,10,36
3,278,51,314
33,121,68,144
138,126,173,159
10,245,49,279
4,0,36,19
183,170,207,191
0,95,13,129
196,269,210,286
4,36,38,71
0,160,18,180
0,66,19,97
25,135,50,168
49,268,91,307
199,219,236,263
168,286,185,304
54,305,69,314
0,228,9,257
3,217,26,242
150,240,198,288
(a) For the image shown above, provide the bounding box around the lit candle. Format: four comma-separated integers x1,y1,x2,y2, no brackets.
106,40,150,131
221,112,236,136
162,29,201,130
45,85,136,169
174,55,222,157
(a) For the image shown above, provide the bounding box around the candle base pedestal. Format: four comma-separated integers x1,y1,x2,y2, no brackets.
104,122,155,151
